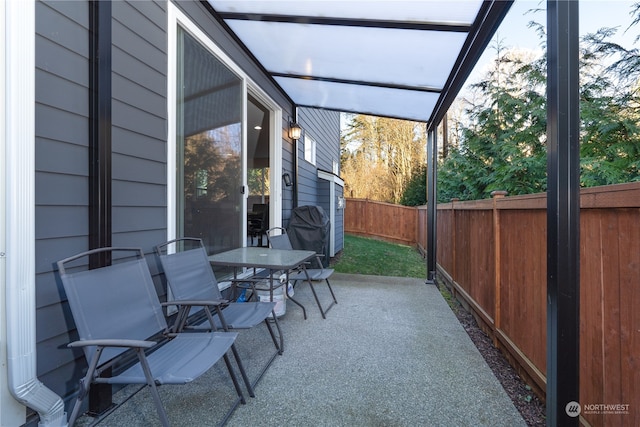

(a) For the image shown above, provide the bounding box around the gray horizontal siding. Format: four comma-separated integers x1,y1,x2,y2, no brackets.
296,108,340,208
36,34,88,84
111,0,167,257
33,1,170,417
36,70,88,115
36,1,89,55
35,206,89,240
112,73,166,118
112,207,167,233
35,139,88,175
35,106,89,148
112,180,166,206
300,108,340,174
35,236,89,276
112,128,166,162
35,173,87,205
112,153,166,184
112,47,166,94
35,0,91,416
112,99,166,142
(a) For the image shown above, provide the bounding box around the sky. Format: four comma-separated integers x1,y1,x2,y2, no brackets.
464,0,639,89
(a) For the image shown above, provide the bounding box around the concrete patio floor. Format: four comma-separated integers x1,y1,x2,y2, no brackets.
76,273,526,427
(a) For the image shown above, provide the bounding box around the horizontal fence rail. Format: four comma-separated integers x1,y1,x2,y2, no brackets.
345,182,640,427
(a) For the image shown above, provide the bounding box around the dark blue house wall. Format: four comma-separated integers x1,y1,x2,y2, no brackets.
33,0,172,417
296,108,340,208
35,0,91,401
293,108,343,255
31,1,342,422
111,0,168,255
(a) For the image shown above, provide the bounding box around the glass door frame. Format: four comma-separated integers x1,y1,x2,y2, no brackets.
167,4,282,248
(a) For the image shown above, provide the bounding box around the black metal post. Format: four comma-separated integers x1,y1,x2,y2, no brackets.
426,127,437,284
88,0,113,415
546,1,580,425
292,106,299,209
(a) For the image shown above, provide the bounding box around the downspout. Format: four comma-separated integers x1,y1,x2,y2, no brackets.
4,1,67,425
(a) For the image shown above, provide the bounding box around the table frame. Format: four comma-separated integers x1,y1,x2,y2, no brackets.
209,247,317,320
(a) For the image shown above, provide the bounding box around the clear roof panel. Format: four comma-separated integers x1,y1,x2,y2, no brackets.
275,77,439,122
225,20,467,89
212,1,482,26
208,0,510,124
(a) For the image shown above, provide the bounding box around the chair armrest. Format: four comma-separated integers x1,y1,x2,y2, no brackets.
161,299,228,308
229,278,264,284
68,339,156,349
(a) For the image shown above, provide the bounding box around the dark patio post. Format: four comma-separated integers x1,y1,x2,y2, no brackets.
425,127,437,284
292,106,299,209
88,0,113,415
546,0,580,425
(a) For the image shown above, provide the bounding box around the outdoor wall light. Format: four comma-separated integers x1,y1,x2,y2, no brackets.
282,173,293,187
289,122,302,141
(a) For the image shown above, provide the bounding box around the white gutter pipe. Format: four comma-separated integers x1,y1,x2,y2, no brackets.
3,1,67,426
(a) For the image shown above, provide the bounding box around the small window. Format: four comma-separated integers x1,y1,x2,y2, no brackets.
304,134,316,165
332,159,339,175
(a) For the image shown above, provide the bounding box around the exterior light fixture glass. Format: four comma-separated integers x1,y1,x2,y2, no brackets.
289,122,302,140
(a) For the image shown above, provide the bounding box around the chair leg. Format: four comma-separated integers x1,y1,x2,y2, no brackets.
300,269,336,319
264,314,283,354
68,378,91,426
68,347,105,426
325,278,338,304
136,349,170,427
229,343,255,397
306,281,328,319
222,353,246,404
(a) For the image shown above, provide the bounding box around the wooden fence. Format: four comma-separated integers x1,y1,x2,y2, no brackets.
345,182,640,427
343,198,418,246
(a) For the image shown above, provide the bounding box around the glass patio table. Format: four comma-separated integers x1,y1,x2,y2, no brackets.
209,246,316,318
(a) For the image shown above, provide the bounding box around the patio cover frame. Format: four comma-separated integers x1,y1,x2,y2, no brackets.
203,1,580,425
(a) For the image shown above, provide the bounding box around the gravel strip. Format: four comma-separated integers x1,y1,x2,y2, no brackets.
439,285,546,427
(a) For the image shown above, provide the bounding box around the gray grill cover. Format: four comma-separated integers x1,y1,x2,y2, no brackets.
287,205,330,268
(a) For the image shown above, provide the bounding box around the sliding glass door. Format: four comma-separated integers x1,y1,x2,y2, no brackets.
176,27,243,254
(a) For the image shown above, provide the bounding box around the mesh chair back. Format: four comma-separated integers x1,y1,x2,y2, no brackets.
158,245,223,301
58,249,167,365
267,229,294,251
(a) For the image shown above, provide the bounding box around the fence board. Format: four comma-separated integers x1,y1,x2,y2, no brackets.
580,210,606,427
499,210,547,378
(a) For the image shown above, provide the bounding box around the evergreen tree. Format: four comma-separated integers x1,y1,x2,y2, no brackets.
399,166,427,206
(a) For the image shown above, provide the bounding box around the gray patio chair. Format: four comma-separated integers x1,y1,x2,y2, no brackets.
155,238,283,392
57,247,244,427
266,227,337,319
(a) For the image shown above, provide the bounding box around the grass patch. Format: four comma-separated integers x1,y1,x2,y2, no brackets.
333,234,426,278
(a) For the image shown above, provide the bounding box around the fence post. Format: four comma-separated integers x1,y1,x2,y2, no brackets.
365,199,370,235
491,190,507,346
450,198,458,283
